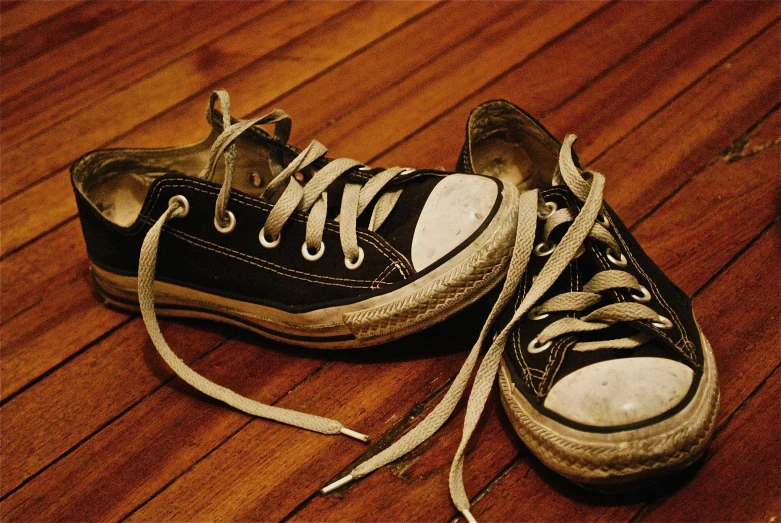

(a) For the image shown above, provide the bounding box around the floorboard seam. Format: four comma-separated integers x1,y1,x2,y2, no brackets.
120,360,332,522
0,331,235,502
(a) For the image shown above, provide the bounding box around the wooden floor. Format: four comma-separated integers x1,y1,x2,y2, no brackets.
1,1,779,521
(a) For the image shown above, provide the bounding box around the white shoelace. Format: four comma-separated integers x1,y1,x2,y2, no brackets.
323,135,670,522
136,91,668,517
137,90,418,443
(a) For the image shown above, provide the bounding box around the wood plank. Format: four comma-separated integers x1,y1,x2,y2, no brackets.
0,0,437,256
467,221,781,522
123,0,523,152
130,52,781,523
542,0,781,161
0,330,323,510
0,318,227,497
290,71,781,521
308,1,607,161
1,2,186,103
689,221,781,426
0,265,128,400
1,311,486,520
593,23,781,225
1,1,281,149
379,0,778,171
0,3,760,520
721,103,781,163
633,138,780,296
1,219,82,324
640,369,780,522
0,0,439,400
0,0,360,200
0,1,139,72
0,1,84,38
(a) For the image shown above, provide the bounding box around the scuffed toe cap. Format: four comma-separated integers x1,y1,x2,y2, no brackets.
410,174,499,271
543,357,694,428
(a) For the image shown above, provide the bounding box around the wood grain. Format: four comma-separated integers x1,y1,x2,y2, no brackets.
288,117,781,523
0,1,438,398
0,1,135,72
465,215,781,523
0,0,436,255
0,1,359,200
0,1,84,38
1,1,279,148
641,369,780,522
1,2,778,521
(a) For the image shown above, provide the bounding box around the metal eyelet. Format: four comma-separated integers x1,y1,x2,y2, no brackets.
630,285,652,303
399,167,416,175
596,211,610,227
214,210,236,234
528,337,552,354
301,241,325,261
606,248,627,267
169,195,189,218
259,227,281,249
249,171,263,188
534,241,556,257
528,307,550,321
344,247,365,270
538,201,557,219
652,315,673,329
358,165,373,172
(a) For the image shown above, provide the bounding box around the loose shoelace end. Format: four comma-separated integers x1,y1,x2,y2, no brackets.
461,509,478,523
340,427,369,442
321,474,355,494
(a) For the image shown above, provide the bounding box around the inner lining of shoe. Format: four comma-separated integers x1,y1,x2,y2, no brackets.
72,131,288,227
468,103,560,191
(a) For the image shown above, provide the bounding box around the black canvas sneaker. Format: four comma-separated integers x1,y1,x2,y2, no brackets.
451,99,719,514
71,91,518,442
325,100,720,521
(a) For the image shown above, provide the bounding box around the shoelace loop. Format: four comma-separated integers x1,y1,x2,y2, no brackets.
323,134,673,522
137,90,422,444
203,90,412,266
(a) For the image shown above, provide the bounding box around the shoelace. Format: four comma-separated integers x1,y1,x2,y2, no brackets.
137,90,417,443
323,135,671,522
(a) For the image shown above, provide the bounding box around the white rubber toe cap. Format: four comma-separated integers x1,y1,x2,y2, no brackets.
543,357,694,427
410,174,498,271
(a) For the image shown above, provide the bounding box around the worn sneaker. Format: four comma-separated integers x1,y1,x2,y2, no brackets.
71,90,518,441
324,100,720,520
454,100,720,503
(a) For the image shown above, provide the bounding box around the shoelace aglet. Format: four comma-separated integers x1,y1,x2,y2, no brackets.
461,509,478,523
320,474,355,494
340,427,369,442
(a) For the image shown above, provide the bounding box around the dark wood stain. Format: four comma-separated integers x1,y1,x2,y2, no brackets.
0,1,779,521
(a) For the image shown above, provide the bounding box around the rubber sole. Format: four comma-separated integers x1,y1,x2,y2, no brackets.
498,325,720,490
92,182,519,350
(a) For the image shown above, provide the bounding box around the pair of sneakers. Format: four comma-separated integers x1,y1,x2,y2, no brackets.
71,91,719,520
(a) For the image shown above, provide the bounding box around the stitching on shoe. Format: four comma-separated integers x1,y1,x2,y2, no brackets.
141,216,384,288
145,179,413,277
512,269,537,392
372,263,398,288
538,262,578,395
605,214,693,360
143,179,411,282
